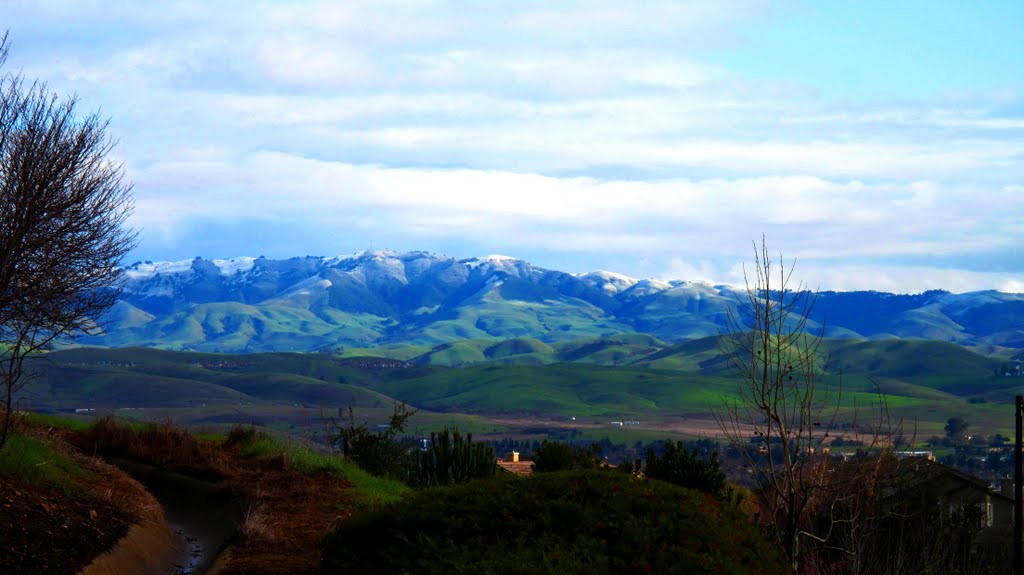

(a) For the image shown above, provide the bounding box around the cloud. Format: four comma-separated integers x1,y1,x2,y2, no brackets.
788,265,1024,295
4,1,1022,293
664,258,722,285
126,151,1021,270
657,260,1024,295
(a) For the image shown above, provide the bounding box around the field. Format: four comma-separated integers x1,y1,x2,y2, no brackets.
19,335,1024,443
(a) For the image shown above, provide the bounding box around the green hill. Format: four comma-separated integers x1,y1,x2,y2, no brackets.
17,336,1022,437
96,303,390,352
825,339,999,378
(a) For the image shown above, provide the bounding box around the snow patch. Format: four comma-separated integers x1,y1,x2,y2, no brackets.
581,270,640,294
622,278,672,297
135,283,175,298
463,254,520,270
640,279,672,291
279,276,334,298
124,259,194,279
211,257,257,276
589,270,638,284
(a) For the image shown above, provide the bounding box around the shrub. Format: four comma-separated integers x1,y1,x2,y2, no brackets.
409,427,496,487
76,415,226,479
226,426,409,507
643,441,726,498
531,440,602,472
321,470,785,574
328,402,416,479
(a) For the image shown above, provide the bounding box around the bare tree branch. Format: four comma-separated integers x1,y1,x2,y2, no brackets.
0,31,137,450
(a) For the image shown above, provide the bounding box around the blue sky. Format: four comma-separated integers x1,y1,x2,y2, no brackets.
3,1,1022,292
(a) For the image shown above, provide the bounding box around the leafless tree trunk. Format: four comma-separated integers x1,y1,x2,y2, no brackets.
713,237,895,573
0,32,136,450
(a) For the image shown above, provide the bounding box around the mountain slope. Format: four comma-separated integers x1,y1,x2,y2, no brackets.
78,251,1024,352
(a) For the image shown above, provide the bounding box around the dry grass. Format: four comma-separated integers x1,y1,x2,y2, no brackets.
76,415,231,480
240,503,276,542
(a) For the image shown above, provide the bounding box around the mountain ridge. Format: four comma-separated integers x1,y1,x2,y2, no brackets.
82,251,1024,352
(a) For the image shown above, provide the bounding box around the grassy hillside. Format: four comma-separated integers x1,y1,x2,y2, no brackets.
19,336,1022,438
824,339,999,378
96,302,391,352
367,363,737,418
387,284,634,346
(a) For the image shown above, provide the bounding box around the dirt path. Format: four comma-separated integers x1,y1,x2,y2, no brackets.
103,458,244,575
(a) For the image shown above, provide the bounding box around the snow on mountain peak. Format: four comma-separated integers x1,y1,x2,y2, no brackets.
577,270,642,294
211,257,257,275
123,259,194,279
462,254,522,270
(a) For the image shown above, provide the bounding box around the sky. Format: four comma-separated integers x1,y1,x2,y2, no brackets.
2,0,1022,293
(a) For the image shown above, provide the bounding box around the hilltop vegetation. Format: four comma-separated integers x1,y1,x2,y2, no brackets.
322,470,785,574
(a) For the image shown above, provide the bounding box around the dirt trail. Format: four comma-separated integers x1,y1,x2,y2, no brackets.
89,458,244,575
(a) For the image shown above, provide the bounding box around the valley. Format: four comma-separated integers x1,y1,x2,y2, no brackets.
22,334,1024,444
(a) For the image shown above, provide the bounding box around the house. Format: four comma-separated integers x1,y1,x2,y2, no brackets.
878,457,1013,561
496,451,534,476
795,454,1016,574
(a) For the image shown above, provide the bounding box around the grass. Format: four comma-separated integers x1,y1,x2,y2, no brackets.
230,429,408,507
18,337,1024,442
569,427,700,445
78,414,409,507
20,411,92,431
0,429,91,493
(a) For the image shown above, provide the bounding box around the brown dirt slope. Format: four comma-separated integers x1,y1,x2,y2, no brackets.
0,418,149,574
74,418,358,575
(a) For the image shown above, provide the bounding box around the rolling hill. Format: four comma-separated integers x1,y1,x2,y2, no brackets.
20,337,1023,437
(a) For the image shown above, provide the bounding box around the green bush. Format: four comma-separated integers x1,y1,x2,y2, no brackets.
410,427,496,487
321,470,786,574
329,402,416,479
643,441,726,498
531,439,602,472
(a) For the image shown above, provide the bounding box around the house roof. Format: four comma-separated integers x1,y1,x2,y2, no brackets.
496,460,534,476
884,457,1013,504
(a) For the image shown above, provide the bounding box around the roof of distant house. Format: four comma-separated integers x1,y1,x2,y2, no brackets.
496,460,534,476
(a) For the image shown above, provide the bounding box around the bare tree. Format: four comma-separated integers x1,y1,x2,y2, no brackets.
715,238,902,573
714,237,843,572
0,32,136,450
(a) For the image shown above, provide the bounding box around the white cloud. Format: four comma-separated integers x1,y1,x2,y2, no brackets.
126,151,1022,273
664,258,721,284
659,261,1024,295
793,265,1024,295
4,1,1022,292
254,35,379,88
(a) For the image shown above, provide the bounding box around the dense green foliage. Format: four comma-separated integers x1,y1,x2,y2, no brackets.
642,441,726,498
328,402,417,479
410,427,496,487
531,439,603,472
320,470,786,574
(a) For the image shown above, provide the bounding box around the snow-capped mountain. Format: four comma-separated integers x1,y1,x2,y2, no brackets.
86,251,1024,353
